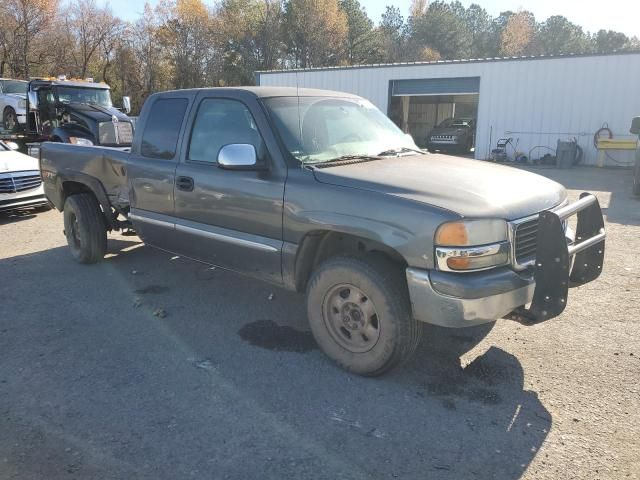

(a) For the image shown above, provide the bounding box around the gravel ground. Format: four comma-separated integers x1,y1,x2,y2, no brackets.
0,166,638,480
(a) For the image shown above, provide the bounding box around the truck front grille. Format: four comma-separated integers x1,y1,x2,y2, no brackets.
0,171,41,193
514,217,539,264
98,121,133,145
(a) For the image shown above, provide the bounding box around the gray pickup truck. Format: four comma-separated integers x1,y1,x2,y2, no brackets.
40,87,606,376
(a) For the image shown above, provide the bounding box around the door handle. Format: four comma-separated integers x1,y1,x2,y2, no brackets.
176,176,194,192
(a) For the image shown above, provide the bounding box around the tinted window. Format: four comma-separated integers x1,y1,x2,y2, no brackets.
141,98,188,159
188,99,264,163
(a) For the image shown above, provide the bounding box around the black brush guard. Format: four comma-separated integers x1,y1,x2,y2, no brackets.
508,193,605,325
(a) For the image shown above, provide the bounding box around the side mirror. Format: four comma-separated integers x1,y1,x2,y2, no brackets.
5,141,19,151
218,144,261,170
630,117,640,135
122,96,131,114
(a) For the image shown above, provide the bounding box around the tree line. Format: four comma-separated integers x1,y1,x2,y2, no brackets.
1,0,638,112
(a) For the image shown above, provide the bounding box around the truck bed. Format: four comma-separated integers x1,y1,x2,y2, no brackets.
40,142,131,213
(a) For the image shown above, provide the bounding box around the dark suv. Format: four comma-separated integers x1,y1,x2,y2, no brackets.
427,117,475,154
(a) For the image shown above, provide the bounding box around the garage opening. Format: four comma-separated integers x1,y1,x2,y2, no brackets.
388,77,480,154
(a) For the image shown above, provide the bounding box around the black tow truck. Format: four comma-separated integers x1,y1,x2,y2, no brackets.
9,77,134,155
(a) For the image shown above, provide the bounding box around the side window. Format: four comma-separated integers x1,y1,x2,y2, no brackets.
141,98,188,159
188,98,264,163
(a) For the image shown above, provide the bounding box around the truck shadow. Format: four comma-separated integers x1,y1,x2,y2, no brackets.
1,239,552,479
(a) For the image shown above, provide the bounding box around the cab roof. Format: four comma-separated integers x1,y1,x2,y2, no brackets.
29,78,110,89
160,86,361,99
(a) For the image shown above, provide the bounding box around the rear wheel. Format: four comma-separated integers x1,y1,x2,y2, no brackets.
3,107,18,132
306,255,421,376
63,193,107,264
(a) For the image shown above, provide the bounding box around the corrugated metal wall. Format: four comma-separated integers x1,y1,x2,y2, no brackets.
257,53,640,165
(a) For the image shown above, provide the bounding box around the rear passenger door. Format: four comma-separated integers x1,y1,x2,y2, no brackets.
172,91,286,284
127,94,191,250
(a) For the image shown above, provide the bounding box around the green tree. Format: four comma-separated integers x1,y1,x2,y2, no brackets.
537,15,591,55
593,29,628,53
218,0,285,84
284,0,348,68
378,5,407,62
339,0,381,64
409,1,471,60
463,4,492,58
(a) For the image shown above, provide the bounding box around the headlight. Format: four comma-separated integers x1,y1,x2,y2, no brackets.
18,99,26,109
69,137,94,146
435,219,510,271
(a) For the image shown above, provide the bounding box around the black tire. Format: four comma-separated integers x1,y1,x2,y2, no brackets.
306,255,421,376
3,107,18,132
63,193,107,264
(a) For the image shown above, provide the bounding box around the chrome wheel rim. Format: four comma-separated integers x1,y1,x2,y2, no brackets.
323,284,380,353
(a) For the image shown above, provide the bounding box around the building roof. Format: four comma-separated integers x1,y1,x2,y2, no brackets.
256,50,640,75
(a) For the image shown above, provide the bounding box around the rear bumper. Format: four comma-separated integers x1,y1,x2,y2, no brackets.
406,267,535,328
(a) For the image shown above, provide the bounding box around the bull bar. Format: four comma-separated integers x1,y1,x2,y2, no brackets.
508,192,606,325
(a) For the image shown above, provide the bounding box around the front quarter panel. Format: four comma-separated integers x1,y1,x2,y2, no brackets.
283,167,459,269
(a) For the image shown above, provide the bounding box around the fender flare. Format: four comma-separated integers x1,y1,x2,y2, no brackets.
56,172,117,229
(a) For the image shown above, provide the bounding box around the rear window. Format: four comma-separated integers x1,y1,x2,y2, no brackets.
141,98,188,159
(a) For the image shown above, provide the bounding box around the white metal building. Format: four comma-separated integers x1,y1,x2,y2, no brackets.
256,52,640,166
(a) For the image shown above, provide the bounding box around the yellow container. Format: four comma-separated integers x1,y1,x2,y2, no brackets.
596,138,637,150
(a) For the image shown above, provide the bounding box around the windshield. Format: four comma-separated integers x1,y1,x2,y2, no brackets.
264,96,419,164
55,86,113,107
1,80,27,95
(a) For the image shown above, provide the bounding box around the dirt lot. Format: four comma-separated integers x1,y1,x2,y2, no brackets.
0,166,638,480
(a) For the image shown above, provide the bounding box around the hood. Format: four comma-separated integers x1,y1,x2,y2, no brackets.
63,102,130,123
0,149,39,173
311,154,567,220
6,93,26,100
430,126,470,136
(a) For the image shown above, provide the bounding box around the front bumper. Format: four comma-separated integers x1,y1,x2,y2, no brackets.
407,192,606,328
0,186,49,212
407,267,535,328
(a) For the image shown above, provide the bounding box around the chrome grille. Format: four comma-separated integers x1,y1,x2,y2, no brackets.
98,121,133,145
514,217,539,264
0,171,41,193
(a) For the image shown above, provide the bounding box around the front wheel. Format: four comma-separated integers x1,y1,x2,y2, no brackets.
3,107,18,132
63,193,107,264
306,255,421,376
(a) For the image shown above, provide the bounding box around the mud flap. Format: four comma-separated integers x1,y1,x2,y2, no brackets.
508,193,605,325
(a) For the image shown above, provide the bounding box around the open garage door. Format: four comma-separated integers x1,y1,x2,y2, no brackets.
389,77,480,154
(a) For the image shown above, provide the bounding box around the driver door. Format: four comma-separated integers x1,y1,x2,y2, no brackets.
172,91,286,284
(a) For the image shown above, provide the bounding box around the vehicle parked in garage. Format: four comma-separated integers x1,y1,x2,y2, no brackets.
40,87,606,376
23,77,133,154
0,140,49,213
426,117,476,154
0,78,28,133
631,116,640,196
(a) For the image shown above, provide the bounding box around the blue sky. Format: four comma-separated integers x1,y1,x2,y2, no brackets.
103,0,639,37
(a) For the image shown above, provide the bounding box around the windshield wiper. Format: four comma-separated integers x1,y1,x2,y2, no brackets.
305,154,382,165
376,147,424,157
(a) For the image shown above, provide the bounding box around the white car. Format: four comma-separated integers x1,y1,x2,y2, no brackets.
0,78,28,132
0,141,49,213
